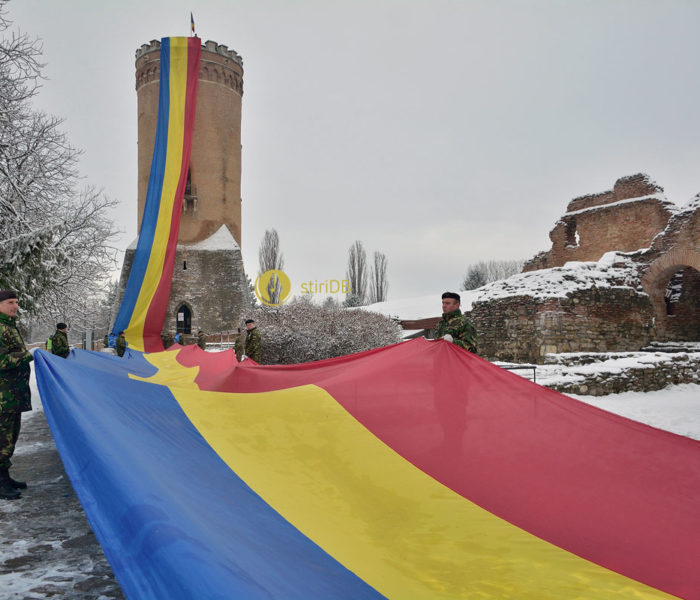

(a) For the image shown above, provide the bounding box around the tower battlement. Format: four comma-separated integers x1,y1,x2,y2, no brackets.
135,39,243,67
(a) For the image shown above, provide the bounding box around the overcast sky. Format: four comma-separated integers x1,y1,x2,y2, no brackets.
7,0,700,300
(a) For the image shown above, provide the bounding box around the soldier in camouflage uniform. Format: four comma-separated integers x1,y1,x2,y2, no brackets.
244,319,262,363
433,292,478,353
234,327,245,362
161,331,174,350
116,331,127,357
0,290,33,500
50,322,70,358
197,330,207,350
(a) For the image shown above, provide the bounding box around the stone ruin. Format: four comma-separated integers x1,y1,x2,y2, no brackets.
471,174,700,364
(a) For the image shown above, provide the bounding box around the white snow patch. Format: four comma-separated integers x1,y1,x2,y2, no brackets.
126,224,240,253
569,384,700,440
473,252,642,303
563,192,671,217
360,253,648,320
183,225,240,251
532,351,696,388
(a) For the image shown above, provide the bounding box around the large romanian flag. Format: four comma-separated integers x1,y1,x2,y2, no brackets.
34,339,700,599
112,37,200,352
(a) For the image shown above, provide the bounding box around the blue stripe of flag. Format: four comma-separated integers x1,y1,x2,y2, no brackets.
34,350,386,600
113,38,172,335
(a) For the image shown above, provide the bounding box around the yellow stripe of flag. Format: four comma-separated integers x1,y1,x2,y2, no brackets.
174,384,674,600
127,38,188,350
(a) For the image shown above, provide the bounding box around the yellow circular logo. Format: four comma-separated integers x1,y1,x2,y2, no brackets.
255,269,292,306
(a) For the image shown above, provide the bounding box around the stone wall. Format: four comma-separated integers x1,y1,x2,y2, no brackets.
117,239,250,338
166,244,250,335
545,353,700,396
472,288,655,363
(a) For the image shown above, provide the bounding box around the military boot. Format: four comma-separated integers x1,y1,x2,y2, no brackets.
0,468,21,500
9,473,27,489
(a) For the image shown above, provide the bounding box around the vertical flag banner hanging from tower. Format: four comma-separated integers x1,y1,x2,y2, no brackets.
112,37,200,352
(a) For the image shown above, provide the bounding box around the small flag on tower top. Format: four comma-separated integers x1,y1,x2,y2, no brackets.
190,13,195,36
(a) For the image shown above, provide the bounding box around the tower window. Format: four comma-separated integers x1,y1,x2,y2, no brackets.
183,260,187,270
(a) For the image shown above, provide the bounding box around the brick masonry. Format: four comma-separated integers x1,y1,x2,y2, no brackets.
524,174,676,270
135,39,244,246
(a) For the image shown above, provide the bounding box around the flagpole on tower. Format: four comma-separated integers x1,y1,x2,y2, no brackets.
190,12,196,37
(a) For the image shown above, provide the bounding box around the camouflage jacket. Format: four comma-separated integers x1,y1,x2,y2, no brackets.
51,329,70,358
161,333,174,349
116,334,127,357
234,335,244,361
434,309,478,353
245,327,262,363
0,313,32,412
197,332,207,350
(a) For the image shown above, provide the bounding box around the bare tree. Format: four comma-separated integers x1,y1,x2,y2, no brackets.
257,228,284,304
368,251,389,304
461,259,524,290
462,264,488,290
345,240,368,305
0,5,119,314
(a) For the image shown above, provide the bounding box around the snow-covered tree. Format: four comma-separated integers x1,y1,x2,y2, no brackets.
0,4,119,314
248,297,401,364
26,278,118,345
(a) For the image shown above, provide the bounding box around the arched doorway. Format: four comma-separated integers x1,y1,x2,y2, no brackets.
176,304,192,335
645,262,700,342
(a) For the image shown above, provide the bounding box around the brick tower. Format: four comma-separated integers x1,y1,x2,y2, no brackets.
118,39,250,339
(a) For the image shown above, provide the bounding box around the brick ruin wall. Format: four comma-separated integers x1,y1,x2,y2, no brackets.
662,267,700,341
471,288,656,364
523,174,675,272
495,174,700,364
639,197,700,342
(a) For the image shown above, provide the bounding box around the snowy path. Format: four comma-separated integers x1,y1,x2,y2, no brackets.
0,369,125,599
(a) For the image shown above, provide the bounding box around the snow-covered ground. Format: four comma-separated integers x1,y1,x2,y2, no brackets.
568,384,700,440
0,366,125,599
